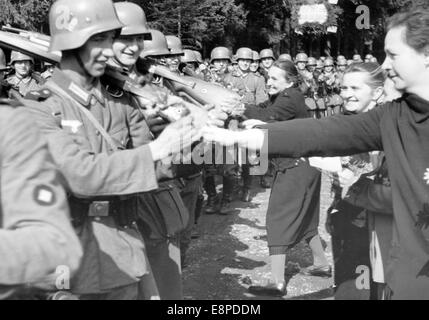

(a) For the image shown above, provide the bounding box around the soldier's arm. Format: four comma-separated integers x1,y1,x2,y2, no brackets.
26,97,159,197
0,108,82,288
125,93,154,147
254,76,268,105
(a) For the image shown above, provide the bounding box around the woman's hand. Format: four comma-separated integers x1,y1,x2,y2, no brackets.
202,127,265,151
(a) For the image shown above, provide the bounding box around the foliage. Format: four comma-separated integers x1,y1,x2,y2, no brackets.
135,0,247,49
0,0,53,32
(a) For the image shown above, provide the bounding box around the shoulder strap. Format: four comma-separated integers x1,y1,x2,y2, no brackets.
46,82,120,152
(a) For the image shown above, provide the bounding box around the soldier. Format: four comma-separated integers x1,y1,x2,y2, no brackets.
315,59,324,72
224,47,267,202
336,55,348,75
259,48,275,81
41,62,55,80
165,35,185,73
0,103,82,300
109,2,184,299
224,47,267,105
193,50,205,77
307,57,317,73
229,54,239,74
365,54,374,63
140,29,223,277
353,54,363,63
207,46,231,84
203,46,237,214
250,51,261,74
320,57,343,116
295,53,314,96
180,49,201,77
110,2,221,299
26,0,198,300
295,52,308,72
6,51,44,98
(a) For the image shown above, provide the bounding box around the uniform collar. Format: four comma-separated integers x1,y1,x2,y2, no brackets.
404,93,429,123
51,68,105,107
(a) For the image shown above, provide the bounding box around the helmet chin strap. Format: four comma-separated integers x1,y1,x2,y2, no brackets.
74,49,94,80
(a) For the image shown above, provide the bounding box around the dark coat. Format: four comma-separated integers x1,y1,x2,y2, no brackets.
244,87,309,171
245,87,321,249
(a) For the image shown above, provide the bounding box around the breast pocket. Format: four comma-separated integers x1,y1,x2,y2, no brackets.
110,126,130,150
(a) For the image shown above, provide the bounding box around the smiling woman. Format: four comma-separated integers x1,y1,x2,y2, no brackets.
340,62,386,114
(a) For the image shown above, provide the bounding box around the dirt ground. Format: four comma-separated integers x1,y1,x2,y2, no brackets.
182,172,335,300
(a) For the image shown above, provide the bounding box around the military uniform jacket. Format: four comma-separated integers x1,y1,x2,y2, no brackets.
263,93,429,299
224,71,267,105
25,68,159,294
0,103,82,298
6,73,43,98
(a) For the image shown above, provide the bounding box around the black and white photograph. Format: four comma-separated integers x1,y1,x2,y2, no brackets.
0,0,428,307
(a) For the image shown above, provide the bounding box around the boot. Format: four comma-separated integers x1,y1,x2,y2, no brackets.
204,194,218,214
219,198,233,215
260,175,271,189
241,187,252,203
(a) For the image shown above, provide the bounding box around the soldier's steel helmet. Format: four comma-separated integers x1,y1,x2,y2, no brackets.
252,51,260,61
165,35,184,56
307,57,317,66
337,55,346,61
259,48,275,60
236,47,253,60
114,2,151,37
324,57,334,67
140,29,170,58
295,53,308,63
193,51,203,63
10,51,34,64
210,47,231,63
278,53,292,62
353,54,362,62
181,49,198,64
49,0,123,52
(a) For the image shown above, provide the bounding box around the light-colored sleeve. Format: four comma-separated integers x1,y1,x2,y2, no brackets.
0,108,82,288
26,98,158,197
255,76,268,105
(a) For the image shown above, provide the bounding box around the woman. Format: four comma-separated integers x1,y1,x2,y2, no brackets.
328,62,390,300
245,60,330,297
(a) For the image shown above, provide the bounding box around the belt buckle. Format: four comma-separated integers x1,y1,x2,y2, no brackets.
88,201,110,217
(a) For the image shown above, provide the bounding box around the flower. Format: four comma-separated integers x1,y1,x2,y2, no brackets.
424,168,429,185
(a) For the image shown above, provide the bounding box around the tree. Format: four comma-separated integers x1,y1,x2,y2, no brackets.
131,0,247,54
0,0,53,32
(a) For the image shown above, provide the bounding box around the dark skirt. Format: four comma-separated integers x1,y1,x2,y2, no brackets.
266,160,321,253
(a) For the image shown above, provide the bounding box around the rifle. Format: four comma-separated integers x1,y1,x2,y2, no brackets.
104,65,160,106
2,26,51,48
0,27,60,64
